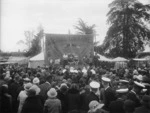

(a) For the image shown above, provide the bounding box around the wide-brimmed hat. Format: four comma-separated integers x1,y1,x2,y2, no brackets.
47,88,57,98
134,81,145,88
89,81,100,89
23,77,31,82
135,75,143,81
119,79,129,83
89,100,104,112
102,77,111,82
24,83,32,91
33,77,40,84
116,88,129,93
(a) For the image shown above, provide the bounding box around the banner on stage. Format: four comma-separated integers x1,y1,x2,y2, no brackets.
45,34,94,65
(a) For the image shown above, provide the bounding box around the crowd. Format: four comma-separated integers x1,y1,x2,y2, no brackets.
0,63,150,113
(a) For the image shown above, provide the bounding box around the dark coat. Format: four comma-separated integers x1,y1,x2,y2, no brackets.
66,88,80,112
39,82,51,101
127,91,141,108
8,81,20,112
109,99,125,113
84,91,99,111
8,81,20,101
80,91,91,112
134,106,150,113
0,86,12,113
21,95,43,113
100,87,117,111
57,90,68,113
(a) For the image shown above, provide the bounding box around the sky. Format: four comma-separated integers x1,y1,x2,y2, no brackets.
1,0,150,52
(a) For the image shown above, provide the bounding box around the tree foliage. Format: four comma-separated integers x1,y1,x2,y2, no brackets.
74,18,96,34
101,0,150,58
24,29,44,57
17,30,34,51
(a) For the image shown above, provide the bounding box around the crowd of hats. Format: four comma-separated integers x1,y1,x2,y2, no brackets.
1,64,150,113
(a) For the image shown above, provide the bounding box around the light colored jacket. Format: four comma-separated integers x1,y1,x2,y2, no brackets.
44,97,61,113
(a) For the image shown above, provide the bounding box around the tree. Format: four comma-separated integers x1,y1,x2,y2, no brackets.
24,28,44,57
74,18,96,34
17,30,34,51
102,0,150,58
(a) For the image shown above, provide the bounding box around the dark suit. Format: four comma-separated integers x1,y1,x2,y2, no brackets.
39,82,51,102
127,90,141,107
100,87,117,111
109,98,125,113
134,106,150,113
21,95,43,113
8,81,20,113
85,91,99,111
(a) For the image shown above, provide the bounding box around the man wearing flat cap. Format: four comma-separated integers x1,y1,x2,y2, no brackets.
100,77,117,111
127,81,145,108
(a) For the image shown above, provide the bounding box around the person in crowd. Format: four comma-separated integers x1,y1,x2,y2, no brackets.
80,85,91,113
8,74,21,113
134,95,150,113
66,83,80,113
100,77,117,111
57,83,68,113
17,82,32,113
0,60,150,113
43,88,61,113
84,81,100,112
39,75,52,102
32,77,40,86
21,88,43,113
124,100,135,113
88,100,104,113
0,84,12,113
109,88,129,113
0,73,5,112
127,81,145,108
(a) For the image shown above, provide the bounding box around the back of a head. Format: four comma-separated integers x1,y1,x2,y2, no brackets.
27,89,36,97
60,84,68,93
70,83,79,90
85,85,91,93
46,75,52,82
124,99,135,113
141,95,150,108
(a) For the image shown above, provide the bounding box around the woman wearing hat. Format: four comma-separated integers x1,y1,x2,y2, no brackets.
21,88,44,113
44,88,61,113
88,100,104,113
17,83,32,113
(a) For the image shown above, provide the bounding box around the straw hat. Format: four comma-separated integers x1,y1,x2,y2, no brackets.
116,88,129,93
89,100,104,112
119,79,129,83
33,77,40,84
23,77,31,82
134,81,145,88
91,69,96,75
47,88,57,98
102,77,111,82
89,81,100,89
24,83,32,91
